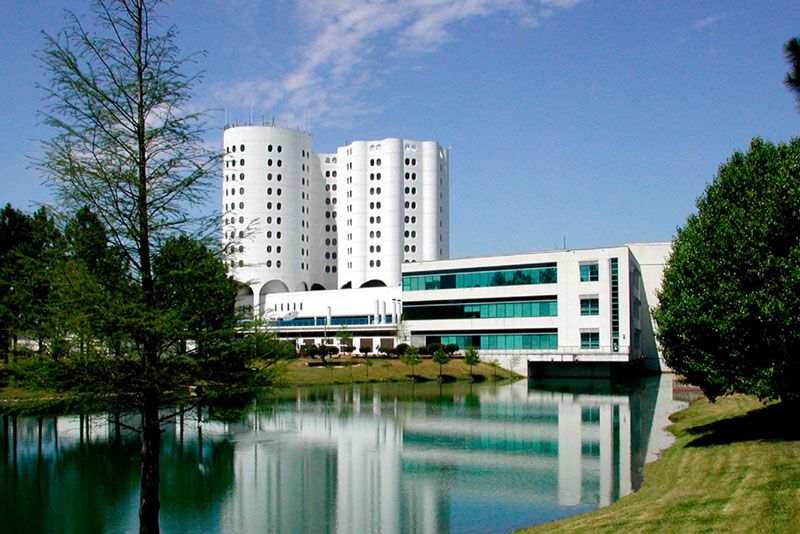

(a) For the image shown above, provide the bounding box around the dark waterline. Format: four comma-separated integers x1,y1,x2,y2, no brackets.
1,375,684,533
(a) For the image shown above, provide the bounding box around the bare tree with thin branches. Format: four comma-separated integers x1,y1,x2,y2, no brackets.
38,2,218,532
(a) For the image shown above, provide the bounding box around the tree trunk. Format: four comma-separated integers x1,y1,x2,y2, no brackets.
38,417,43,458
1,332,8,365
11,414,18,475
139,390,161,534
2,415,8,459
114,411,122,441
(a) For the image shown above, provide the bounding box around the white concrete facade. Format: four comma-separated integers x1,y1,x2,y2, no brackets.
222,124,449,307
221,125,672,375
228,240,670,375
223,125,317,295
401,243,672,375
334,139,449,289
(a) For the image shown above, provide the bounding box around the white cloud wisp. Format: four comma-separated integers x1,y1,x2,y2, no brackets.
212,0,582,130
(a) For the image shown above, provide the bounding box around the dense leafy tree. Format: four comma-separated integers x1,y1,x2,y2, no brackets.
57,207,133,356
392,343,410,356
22,208,64,349
153,236,238,356
0,204,34,363
654,138,800,403
785,37,800,109
0,205,63,360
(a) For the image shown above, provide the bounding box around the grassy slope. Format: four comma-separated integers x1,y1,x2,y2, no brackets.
518,394,800,533
0,357,517,409
278,357,517,386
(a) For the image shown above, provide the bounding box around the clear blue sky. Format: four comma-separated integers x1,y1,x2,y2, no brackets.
1,0,798,258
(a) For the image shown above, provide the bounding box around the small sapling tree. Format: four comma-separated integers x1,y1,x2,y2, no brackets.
464,346,480,381
432,349,451,382
400,345,421,381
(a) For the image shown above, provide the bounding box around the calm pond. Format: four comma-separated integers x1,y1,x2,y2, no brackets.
1,375,685,533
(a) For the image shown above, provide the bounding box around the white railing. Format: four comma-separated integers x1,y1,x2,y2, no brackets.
479,346,630,357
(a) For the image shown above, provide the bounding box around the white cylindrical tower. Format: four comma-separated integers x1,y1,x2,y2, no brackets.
369,138,404,287
337,139,405,288
223,129,449,299
336,137,450,287
419,141,449,260
404,141,424,263
316,153,339,290
438,144,450,259
338,141,368,288
222,125,319,304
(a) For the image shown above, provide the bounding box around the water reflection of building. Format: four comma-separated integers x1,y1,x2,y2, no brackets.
401,383,633,511
217,375,682,533
224,388,404,534
1,375,684,533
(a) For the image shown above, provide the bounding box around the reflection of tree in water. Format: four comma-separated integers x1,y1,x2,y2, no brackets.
1,414,141,533
464,392,481,411
160,426,235,525
2,378,678,533
0,410,237,534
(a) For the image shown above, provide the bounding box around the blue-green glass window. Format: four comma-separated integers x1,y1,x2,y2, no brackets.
403,299,558,320
580,263,599,282
580,298,599,316
402,264,557,291
437,333,559,350
521,302,531,316
581,332,600,349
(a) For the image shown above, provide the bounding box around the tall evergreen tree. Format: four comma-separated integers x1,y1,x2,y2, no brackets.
0,204,35,363
58,206,133,356
153,236,237,358
0,205,63,360
785,37,800,109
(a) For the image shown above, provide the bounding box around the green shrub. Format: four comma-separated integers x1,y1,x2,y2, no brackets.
393,343,410,355
427,343,443,355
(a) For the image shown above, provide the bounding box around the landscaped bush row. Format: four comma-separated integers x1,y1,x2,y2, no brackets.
297,342,465,358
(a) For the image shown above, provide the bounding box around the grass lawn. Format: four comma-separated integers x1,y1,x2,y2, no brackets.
0,385,63,403
517,394,800,533
277,356,517,386
1,357,517,411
